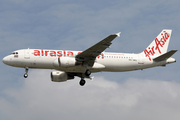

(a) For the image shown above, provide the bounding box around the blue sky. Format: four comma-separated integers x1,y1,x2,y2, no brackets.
0,0,180,120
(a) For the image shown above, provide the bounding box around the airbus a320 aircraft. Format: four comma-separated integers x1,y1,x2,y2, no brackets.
2,29,177,86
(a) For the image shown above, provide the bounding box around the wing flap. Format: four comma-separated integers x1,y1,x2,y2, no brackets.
153,50,177,62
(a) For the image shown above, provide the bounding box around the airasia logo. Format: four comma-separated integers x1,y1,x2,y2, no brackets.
34,50,104,59
34,50,74,57
144,32,170,61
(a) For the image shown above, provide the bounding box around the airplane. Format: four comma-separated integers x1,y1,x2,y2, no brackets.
2,29,177,86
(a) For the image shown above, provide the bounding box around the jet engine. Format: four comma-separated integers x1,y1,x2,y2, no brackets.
53,57,77,67
51,71,74,82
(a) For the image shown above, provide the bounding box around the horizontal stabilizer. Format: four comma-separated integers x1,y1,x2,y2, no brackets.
153,50,177,61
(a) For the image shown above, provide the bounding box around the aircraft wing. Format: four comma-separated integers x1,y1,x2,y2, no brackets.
76,32,121,66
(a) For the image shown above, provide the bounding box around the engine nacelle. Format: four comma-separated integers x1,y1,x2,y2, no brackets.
51,71,74,82
53,57,76,67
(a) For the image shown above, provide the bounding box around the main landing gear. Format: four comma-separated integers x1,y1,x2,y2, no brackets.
79,69,91,86
24,67,29,78
79,79,86,86
85,69,91,76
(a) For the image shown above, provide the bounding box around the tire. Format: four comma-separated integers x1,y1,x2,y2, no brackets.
85,69,91,76
24,74,28,78
79,79,86,86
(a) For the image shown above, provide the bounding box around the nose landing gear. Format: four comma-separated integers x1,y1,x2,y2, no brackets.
24,67,29,78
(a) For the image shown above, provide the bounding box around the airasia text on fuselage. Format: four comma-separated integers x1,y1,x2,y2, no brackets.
33,50,104,59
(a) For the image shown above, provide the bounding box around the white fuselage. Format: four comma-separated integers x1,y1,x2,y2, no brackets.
3,49,175,73
2,29,177,86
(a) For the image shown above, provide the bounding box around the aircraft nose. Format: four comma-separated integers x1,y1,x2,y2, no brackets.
2,56,9,64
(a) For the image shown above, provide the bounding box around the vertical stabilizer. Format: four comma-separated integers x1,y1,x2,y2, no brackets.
140,29,172,61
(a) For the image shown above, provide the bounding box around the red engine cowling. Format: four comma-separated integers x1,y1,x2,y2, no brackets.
51,71,74,82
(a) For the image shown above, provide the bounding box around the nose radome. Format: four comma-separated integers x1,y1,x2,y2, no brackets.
2,56,8,64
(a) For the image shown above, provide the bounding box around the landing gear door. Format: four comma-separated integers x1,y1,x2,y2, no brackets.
24,49,30,59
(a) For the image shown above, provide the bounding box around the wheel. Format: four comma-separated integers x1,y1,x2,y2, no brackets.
24,73,28,78
79,79,86,86
85,69,91,76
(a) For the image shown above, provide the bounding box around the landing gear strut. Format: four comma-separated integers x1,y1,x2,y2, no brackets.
24,67,29,78
79,79,86,86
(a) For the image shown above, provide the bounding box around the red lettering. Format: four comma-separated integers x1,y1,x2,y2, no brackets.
155,38,163,54
45,50,49,56
165,32,170,39
33,50,75,58
148,46,155,55
161,34,166,43
97,53,104,59
144,49,152,61
67,51,73,56
57,51,62,57
144,32,170,61
41,49,44,56
97,55,100,59
102,53,104,59
144,46,156,61
50,51,56,57
34,50,40,56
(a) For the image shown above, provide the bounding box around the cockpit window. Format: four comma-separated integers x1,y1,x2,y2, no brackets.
10,52,18,55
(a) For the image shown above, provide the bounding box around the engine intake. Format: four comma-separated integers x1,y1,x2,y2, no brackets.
51,71,74,82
